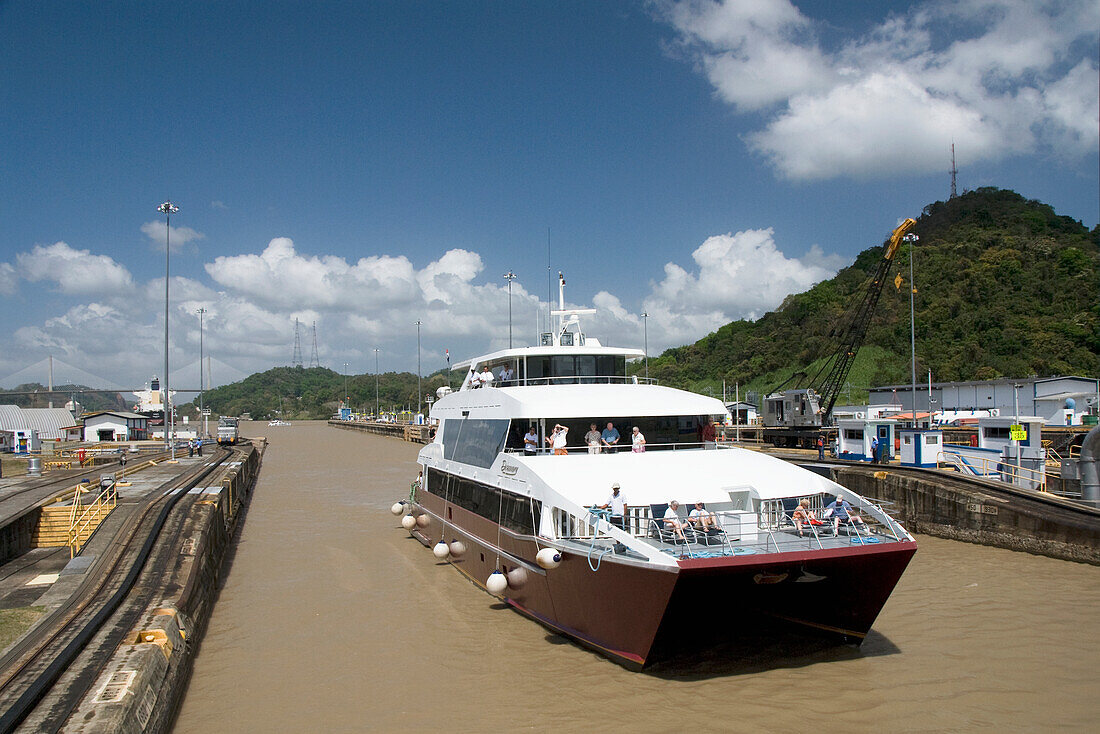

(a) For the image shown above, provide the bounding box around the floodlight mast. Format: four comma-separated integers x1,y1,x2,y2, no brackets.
157,201,179,459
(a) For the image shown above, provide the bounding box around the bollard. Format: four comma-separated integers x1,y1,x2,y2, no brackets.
27,456,43,477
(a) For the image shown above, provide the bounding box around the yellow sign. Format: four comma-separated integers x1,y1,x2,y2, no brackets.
1010,424,1027,441
894,273,903,290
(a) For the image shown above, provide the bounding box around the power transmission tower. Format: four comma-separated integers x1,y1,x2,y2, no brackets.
292,318,303,367
950,143,958,199
309,321,319,368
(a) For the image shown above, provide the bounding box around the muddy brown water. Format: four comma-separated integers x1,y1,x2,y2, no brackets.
173,421,1099,733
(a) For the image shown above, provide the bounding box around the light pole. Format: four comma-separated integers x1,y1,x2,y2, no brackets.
504,271,517,348
157,200,179,458
415,320,422,417
197,307,206,438
903,232,919,421
374,348,381,419
343,362,349,408
641,311,649,380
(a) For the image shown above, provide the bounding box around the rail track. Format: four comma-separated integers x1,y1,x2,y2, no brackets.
0,444,238,732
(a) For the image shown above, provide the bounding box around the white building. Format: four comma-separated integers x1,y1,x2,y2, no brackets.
0,402,78,442
869,376,1099,426
82,411,150,442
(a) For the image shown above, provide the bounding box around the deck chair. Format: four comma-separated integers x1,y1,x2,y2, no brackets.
649,503,694,544
688,502,727,546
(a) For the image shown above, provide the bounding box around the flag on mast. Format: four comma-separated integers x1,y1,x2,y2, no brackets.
445,349,450,370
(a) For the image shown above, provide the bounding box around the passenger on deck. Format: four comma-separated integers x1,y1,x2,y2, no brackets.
585,424,603,454
499,364,514,386
601,422,620,453
547,424,569,455
663,500,690,541
701,420,717,448
823,495,867,536
688,501,720,534
598,482,629,534
791,498,821,537
631,426,646,453
478,366,495,388
523,426,539,455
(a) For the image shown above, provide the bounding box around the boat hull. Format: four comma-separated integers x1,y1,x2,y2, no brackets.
410,495,915,669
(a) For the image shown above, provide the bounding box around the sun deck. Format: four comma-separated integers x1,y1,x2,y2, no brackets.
550,500,910,565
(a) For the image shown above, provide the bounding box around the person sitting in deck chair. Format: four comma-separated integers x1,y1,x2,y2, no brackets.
823,495,866,536
688,501,720,534
791,498,823,538
663,500,692,542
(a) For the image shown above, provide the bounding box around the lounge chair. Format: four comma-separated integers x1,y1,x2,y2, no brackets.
649,503,695,544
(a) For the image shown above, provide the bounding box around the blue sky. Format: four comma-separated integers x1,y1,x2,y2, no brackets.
1,0,1097,392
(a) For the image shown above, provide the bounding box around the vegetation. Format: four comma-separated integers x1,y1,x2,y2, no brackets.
635,188,1099,404
185,365,463,420
184,188,1098,417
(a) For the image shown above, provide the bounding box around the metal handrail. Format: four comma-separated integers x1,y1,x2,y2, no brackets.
938,450,1047,491
468,374,660,389
68,481,117,557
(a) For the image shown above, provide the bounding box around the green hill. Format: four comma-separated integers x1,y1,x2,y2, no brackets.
187,365,461,420
640,188,1099,403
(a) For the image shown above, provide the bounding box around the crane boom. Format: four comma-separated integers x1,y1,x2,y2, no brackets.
812,217,916,421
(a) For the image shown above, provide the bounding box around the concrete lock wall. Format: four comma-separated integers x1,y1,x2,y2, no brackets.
834,467,1100,565
68,443,263,733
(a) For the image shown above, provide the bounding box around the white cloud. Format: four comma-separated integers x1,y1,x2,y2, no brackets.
15,242,134,296
211,200,228,210
3,225,844,387
141,220,206,251
0,262,16,296
661,0,1100,179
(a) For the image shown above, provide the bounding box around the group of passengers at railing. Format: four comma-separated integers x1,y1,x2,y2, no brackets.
790,497,866,537
524,422,648,456
468,364,516,389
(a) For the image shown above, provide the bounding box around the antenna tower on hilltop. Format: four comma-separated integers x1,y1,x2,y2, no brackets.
292,318,303,367
950,143,958,199
309,321,319,368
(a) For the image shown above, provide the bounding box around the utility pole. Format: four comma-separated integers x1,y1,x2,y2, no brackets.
903,232,919,422
157,200,179,460
504,271,517,348
197,307,206,438
415,321,422,418
374,348,381,419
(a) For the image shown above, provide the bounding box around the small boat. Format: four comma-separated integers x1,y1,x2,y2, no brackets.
395,274,916,669
268,419,291,427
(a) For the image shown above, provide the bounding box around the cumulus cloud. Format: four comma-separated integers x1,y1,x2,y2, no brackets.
15,242,134,296
0,262,16,296
140,220,206,251
661,0,1100,179
3,225,844,387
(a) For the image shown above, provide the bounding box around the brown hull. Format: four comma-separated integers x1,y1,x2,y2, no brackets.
412,495,915,669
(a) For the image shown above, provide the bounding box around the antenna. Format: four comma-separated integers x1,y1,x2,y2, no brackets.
292,318,303,367
547,226,552,335
309,321,319,368
950,143,958,199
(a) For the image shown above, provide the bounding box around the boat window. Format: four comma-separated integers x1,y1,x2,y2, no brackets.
424,468,541,535
442,419,511,468
596,355,625,379
576,355,597,384
526,356,550,381
551,356,576,384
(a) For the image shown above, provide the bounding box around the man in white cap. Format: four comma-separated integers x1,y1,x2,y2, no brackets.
598,482,629,552
598,482,629,535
